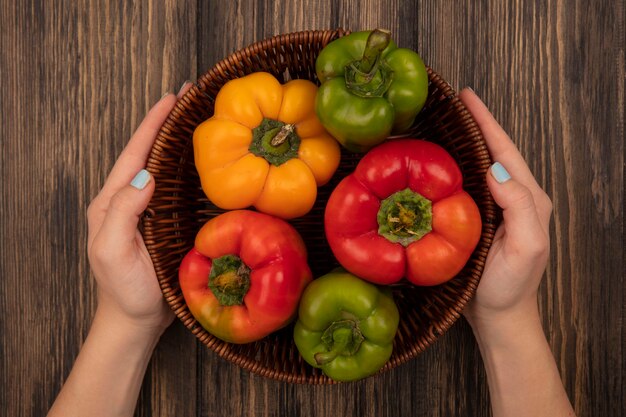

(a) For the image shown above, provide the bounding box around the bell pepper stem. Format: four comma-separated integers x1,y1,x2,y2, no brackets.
249,118,301,166
314,328,352,365
314,320,365,365
377,188,433,246
208,255,251,306
344,29,394,98
270,123,295,146
358,29,392,73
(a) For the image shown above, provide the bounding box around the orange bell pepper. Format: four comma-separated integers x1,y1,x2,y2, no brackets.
193,72,341,219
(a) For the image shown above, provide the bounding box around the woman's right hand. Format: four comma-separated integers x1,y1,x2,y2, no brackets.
458,89,575,417
459,88,554,328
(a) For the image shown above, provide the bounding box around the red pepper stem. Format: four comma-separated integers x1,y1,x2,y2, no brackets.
377,188,433,246
208,255,251,306
358,29,391,73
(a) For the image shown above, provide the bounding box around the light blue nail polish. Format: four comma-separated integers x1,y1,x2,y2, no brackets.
131,169,150,190
491,162,511,183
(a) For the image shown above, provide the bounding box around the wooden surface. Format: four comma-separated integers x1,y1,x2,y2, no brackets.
1,1,623,416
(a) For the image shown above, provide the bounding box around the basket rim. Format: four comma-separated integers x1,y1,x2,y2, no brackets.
143,28,498,384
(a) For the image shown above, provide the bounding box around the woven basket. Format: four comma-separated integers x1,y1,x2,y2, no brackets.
142,29,498,384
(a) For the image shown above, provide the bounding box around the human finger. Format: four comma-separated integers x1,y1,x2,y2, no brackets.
88,89,183,236
99,94,178,199
487,162,549,256
101,81,192,197
89,82,193,242
459,88,552,231
458,88,539,189
93,169,155,255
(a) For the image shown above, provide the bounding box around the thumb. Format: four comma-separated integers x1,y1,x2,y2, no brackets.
99,169,155,245
487,162,545,247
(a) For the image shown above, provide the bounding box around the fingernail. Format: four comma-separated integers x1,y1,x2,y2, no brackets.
466,86,475,93
131,169,151,190
178,80,191,95
160,92,170,101
491,162,511,183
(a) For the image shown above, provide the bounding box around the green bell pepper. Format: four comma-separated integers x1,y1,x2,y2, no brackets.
315,29,429,153
293,269,400,382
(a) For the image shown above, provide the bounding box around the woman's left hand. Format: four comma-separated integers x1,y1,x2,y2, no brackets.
86,84,191,334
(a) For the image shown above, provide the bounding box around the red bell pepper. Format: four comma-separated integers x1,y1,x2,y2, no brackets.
179,210,312,343
325,139,482,286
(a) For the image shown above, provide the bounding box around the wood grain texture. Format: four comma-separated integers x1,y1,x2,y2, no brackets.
0,0,623,416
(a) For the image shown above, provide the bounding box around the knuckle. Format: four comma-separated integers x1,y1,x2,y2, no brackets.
108,191,133,214
511,186,536,210
89,234,126,270
88,237,107,267
539,192,553,216
533,190,553,226
528,232,550,259
87,198,101,221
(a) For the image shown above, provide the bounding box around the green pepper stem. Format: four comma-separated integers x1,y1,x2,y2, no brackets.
208,255,251,306
344,29,394,98
314,328,351,365
358,29,392,73
313,320,365,366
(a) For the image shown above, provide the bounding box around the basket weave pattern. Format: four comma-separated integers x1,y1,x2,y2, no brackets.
143,29,497,384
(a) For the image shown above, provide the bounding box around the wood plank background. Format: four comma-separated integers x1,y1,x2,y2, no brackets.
1,0,623,416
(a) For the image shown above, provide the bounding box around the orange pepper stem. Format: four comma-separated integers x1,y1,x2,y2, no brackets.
270,123,295,146
249,118,301,166
208,255,251,306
